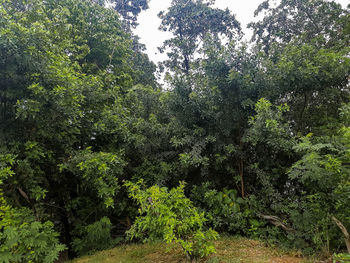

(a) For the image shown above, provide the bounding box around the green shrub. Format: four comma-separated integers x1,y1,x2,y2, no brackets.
333,253,350,263
72,217,122,256
124,180,218,260
287,128,350,253
191,183,263,236
0,196,66,263
0,155,65,263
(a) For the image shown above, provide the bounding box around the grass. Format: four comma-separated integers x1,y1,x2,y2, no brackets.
69,236,316,263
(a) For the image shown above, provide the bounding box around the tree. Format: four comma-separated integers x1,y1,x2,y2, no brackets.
0,0,156,257
113,0,149,29
244,99,297,215
158,0,241,74
2,0,350,258
288,104,350,252
248,0,349,53
260,42,350,133
0,155,66,263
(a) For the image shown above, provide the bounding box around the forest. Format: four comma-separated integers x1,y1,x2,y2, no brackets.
0,0,350,262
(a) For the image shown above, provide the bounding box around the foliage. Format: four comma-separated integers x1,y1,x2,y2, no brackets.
158,0,241,74
261,43,350,133
0,154,66,263
72,217,122,257
1,0,350,259
0,0,156,258
0,206,66,263
125,180,218,260
287,117,350,252
333,253,350,263
63,147,126,208
113,0,149,29
248,0,349,52
240,98,296,220
191,183,262,236
245,98,292,148
0,154,15,185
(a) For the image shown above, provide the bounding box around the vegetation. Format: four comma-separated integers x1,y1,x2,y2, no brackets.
125,180,218,259
0,0,350,262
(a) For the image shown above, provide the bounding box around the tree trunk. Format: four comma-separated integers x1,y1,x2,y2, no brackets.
237,159,245,198
59,199,74,258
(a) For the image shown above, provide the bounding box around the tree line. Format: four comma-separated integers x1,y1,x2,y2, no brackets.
0,0,349,261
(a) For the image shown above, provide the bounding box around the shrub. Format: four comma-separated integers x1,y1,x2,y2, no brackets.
72,217,122,256
0,155,65,263
191,183,263,236
124,180,218,260
0,197,66,263
333,253,350,263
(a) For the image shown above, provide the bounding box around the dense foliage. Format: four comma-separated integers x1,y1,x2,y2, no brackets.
0,0,350,261
125,180,218,259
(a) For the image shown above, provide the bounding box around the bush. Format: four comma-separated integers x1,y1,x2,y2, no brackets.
72,217,122,256
0,196,66,263
0,156,65,263
333,253,350,263
124,180,218,260
191,183,263,236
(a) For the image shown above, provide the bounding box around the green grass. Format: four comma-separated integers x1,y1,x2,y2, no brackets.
69,237,316,263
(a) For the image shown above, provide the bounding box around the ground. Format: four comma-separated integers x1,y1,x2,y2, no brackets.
69,237,316,263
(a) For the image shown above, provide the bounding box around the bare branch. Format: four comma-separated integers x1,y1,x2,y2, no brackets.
259,214,294,232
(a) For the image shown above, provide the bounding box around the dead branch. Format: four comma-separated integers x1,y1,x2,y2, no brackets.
332,216,350,253
259,214,294,232
17,187,30,203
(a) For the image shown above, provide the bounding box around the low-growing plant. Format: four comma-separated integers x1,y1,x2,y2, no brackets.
333,253,350,263
191,183,263,236
72,217,122,256
0,196,66,263
124,180,218,260
0,154,66,263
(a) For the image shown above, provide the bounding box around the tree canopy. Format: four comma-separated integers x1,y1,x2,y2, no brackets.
1,0,350,261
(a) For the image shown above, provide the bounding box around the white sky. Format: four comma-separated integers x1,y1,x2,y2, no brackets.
134,0,349,64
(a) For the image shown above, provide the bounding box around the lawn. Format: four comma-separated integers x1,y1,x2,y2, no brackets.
69,237,315,263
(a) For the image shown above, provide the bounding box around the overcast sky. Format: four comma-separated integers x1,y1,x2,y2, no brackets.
133,0,349,64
